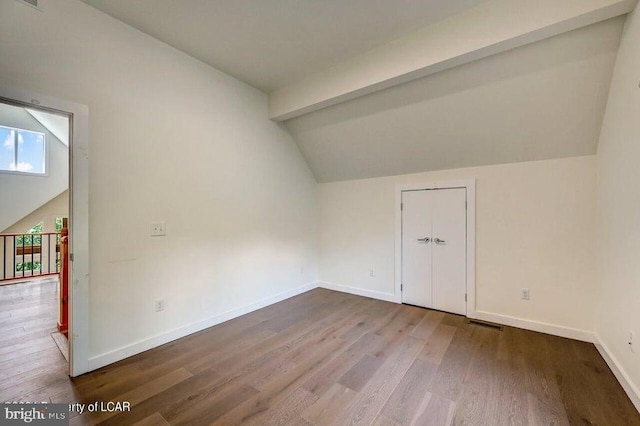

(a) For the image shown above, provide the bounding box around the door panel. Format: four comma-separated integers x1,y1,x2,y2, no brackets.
432,188,467,315
401,188,466,315
401,190,433,308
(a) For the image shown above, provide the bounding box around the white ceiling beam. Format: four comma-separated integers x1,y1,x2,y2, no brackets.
269,0,637,121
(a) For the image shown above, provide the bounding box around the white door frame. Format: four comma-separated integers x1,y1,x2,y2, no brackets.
394,179,476,317
0,85,90,376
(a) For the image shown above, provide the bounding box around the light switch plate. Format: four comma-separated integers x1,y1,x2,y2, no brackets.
150,222,166,237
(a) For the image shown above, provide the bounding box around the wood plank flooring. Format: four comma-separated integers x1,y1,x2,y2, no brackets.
0,277,67,404
2,284,639,425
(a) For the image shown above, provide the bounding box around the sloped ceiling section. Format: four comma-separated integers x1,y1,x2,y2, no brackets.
26,109,69,147
79,0,634,183
269,0,636,120
284,18,625,183
81,0,487,92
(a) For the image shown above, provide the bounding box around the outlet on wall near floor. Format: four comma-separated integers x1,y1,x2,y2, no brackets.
155,299,165,312
521,288,530,300
369,269,375,277
629,330,635,353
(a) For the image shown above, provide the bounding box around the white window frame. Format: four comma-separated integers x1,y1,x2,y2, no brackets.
0,124,47,175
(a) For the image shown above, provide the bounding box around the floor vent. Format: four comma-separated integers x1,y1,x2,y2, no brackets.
466,319,503,331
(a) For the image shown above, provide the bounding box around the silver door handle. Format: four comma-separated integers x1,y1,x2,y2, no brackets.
417,237,430,243
433,238,446,244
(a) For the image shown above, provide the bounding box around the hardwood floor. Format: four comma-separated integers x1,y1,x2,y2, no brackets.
0,278,67,403
1,285,639,425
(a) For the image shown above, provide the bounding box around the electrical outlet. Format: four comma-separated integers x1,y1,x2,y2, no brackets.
150,222,166,237
155,299,165,312
369,269,375,277
629,330,635,353
521,288,530,300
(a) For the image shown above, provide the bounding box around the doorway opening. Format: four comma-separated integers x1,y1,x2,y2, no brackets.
0,99,71,377
0,87,89,378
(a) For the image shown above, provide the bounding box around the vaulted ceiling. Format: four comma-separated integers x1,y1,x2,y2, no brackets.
81,0,637,182
286,17,624,181
81,0,487,92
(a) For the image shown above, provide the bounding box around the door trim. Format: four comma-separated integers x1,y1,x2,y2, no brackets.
394,179,476,317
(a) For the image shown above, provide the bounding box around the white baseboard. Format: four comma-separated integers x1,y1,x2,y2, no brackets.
594,334,640,412
87,279,638,415
317,283,596,344
88,281,319,371
471,310,595,343
318,281,397,303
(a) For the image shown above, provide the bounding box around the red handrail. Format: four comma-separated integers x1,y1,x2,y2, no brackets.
58,222,69,337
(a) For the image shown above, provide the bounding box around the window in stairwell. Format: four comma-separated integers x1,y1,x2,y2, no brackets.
16,221,43,246
0,125,46,174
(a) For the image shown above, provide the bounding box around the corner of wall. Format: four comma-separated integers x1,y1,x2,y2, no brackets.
594,333,640,412
318,281,397,303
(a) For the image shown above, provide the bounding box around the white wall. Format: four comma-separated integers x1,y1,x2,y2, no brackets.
596,5,640,405
319,156,597,336
0,0,318,366
4,190,68,234
0,103,68,232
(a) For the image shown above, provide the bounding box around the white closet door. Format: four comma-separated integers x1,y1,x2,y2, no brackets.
431,188,467,315
401,188,467,315
401,190,433,308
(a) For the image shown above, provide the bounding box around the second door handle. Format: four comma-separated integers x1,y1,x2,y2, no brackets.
417,237,445,244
